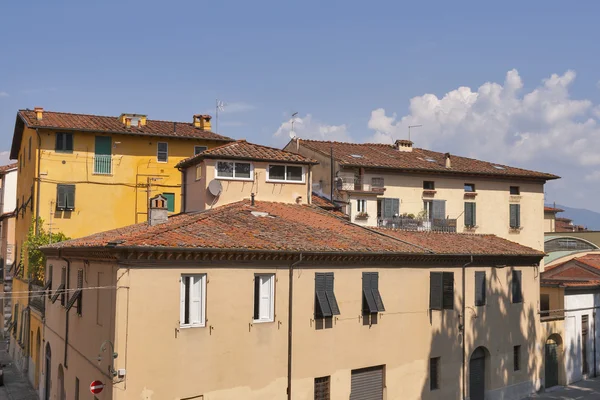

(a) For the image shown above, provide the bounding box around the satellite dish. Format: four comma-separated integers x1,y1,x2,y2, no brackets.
289,130,297,139
208,179,223,197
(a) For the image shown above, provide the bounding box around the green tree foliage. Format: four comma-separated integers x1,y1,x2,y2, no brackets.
21,217,69,284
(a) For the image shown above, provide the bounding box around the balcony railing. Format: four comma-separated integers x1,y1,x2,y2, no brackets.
337,176,385,193
378,216,457,232
94,155,112,175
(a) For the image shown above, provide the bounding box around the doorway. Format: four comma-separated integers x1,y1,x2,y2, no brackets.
469,347,488,400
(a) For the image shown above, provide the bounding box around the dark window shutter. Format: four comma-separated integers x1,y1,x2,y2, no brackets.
516,204,521,228
55,133,61,150
510,204,519,228
315,273,332,318
383,199,393,219
370,272,385,312
362,272,378,313
475,271,486,306
253,276,260,320
465,203,476,227
472,203,476,227
66,185,75,209
442,272,454,310
56,185,66,209
391,198,400,217
432,200,446,220
512,270,522,303
324,273,340,315
65,133,73,151
429,272,443,310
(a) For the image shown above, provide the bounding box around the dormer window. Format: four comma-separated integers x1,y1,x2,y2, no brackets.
267,164,304,183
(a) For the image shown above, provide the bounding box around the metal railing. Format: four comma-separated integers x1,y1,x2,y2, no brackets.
337,176,385,192
378,217,457,232
94,155,112,175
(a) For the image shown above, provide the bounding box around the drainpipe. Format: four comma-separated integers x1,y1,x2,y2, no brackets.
307,165,311,205
287,254,303,400
35,129,41,235
60,251,70,368
180,169,187,213
594,311,597,377
461,255,474,400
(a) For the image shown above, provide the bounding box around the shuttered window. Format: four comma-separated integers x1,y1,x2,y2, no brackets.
475,271,486,306
514,345,521,371
510,204,521,229
511,270,523,303
253,274,274,322
430,272,454,310
350,365,384,400
380,198,399,219
430,357,440,390
315,273,340,318
157,142,168,162
60,267,66,306
432,200,446,220
464,202,476,227
55,132,73,152
180,274,206,327
423,181,435,190
67,269,83,315
314,376,330,400
362,272,385,314
56,184,76,210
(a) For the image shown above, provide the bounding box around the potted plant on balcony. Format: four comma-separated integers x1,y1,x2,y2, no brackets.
355,211,369,220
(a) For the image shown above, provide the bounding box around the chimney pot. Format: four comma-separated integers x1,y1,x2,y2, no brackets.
125,118,132,128
445,153,452,168
34,107,44,120
193,114,212,130
148,194,169,226
394,139,413,152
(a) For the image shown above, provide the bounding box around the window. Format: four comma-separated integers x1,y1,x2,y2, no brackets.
509,204,521,229
540,294,550,318
378,198,399,219
357,199,367,213
423,181,435,190
194,146,208,155
424,199,446,220
216,161,253,180
315,273,340,322
180,274,206,327
464,202,476,227
75,377,80,400
66,269,83,315
28,137,32,161
371,177,384,188
430,272,454,310
60,267,66,306
430,357,440,390
464,183,475,192
511,270,523,304
253,274,274,323
513,345,521,371
510,186,520,195
475,271,486,306
51,266,65,304
162,193,175,212
267,165,304,182
362,272,385,324
314,376,330,400
55,132,73,152
56,184,76,210
157,142,168,162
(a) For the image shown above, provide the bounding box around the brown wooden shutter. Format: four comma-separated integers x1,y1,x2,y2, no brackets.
442,272,454,310
475,271,486,306
430,272,442,310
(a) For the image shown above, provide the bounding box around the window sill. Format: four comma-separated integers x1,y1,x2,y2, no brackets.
509,227,523,233
266,179,305,185
92,173,113,177
422,190,437,196
179,324,206,329
252,319,274,324
216,177,253,182
157,160,168,164
55,150,74,154
464,192,477,197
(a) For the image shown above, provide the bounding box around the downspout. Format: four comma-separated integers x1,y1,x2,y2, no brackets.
307,165,311,204
35,128,41,235
60,251,71,368
287,254,303,400
180,168,187,213
461,255,474,400
594,311,597,377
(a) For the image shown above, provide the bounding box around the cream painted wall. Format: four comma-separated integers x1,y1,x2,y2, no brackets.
544,213,556,233
184,159,312,212
44,258,542,400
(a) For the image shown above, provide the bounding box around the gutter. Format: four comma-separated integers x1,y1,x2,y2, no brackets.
287,254,303,400
35,128,41,235
461,255,474,400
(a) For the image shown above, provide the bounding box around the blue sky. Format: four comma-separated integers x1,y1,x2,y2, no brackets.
1,0,600,212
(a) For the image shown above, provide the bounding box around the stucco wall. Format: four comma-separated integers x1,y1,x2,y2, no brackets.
544,213,556,233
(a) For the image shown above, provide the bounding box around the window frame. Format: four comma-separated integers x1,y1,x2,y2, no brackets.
215,160,254,181
55,132,74,153
423,180,435,190
157,142,168,163
510,204,521,229
194,146,208,156
430,272,454,310
357,199,367,213
56,184,76,211
314,376,331,400
266,164,305,183
180,274,207,328
464,183,475,192
510,186,520,195
253,273,275,323
513,345,521,371
430,357,440,390
511,270,523,304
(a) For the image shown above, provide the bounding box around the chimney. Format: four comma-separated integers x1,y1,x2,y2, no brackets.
394,139,413,152
445,153,452,168
148,194,169,226
193,114,212,130
125,118,132,128
119,113,147,127
296,138,301,152
34,107,44,121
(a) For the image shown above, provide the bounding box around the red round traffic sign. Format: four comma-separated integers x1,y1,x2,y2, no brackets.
90,380,104,394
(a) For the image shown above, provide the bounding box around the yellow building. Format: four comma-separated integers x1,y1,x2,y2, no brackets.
8,107,232,390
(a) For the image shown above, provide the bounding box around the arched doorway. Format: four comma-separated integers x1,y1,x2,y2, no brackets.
34,329,41,389
44,343,51,400
546,334,563,388
469,347,489,400
57,364,65,400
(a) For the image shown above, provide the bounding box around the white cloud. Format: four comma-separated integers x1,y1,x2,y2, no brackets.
0,92,8,97
273,114,351,147
220,102,255,114
0,151,11,165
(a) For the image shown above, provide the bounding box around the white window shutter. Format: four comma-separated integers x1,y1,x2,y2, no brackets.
191,276,202,325
180,278,186,325
259,276,271,320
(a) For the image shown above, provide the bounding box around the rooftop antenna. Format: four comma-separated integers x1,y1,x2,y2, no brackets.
290,112,299,139
408,124,422,142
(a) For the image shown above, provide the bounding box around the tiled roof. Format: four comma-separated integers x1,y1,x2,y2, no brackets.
373,229,544,256
544,206,564,213
541,279,600,288
45,200,543,259
0,163,17,174
311,193,338,209
176,140,317,168
12,109,233,159
296,140,559,180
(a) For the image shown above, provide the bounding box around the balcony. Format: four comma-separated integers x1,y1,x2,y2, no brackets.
337,176,385,193
94,154,112,175
378,216,457,232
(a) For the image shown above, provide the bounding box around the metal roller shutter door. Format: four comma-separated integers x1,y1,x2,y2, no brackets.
350,366,383,400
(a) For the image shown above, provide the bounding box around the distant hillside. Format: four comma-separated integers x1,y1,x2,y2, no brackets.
555,204,600,231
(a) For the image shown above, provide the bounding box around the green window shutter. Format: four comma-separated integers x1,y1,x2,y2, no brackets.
362,272,378,313
370,272,385,312
383,199,393,219
475,271,486,306
429,272,443,310
442,272,454,310
465,203,476,227
163,193,175,212
66,185,75,210
432,200,446,220
315,273,332,318
391,199,400,217
510,204,519,228
516,204,521,228
56,185,66,209
94,136,111,155
324,273,340,316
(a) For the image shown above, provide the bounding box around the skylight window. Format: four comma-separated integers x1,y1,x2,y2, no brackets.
350,154,363,158
425,158,436,162
493,165,505,170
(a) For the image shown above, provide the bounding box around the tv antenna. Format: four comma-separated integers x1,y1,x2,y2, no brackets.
408,124,422,141
289,112,299,139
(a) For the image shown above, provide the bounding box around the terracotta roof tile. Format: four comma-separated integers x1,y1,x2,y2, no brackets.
311,193,337,209
17,110,233,141
0,163,17,174
46,200,543,259
544,206,564,213
176,140,317,168
297,140,559,180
